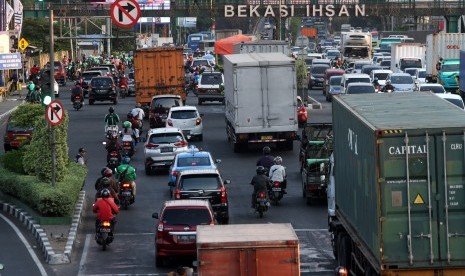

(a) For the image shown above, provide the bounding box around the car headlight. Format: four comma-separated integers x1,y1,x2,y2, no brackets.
311,75,315,80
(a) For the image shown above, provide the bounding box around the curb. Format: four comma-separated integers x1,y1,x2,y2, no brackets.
307,96,322,110
0,102,23,121
0,190,86,264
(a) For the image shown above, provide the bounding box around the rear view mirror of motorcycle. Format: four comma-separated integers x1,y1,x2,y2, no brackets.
102,141,107,145
215,159,221,164
224,179,231,185
152,212,159,219
168,181,175,187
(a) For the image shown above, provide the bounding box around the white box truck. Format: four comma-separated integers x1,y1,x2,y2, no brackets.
224,53,298,152
425,33,465,83
390,43,426,72
233,40,290,56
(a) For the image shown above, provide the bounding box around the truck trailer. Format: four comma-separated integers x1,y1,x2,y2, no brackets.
223,53,298,152
329,92,465,276
196,223,300,276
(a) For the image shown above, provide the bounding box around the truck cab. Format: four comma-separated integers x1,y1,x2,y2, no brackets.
438,59,459,92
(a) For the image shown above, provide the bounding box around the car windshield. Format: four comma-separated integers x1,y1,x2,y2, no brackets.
346,78,370,85
404,69,416,76
7,120,33,131
171,110,197,119
327,51,340,57
149,133,184,144
391,76,413,84
180,175,221,190
312,66,329,74
445,98,465,109
128,72,134,79
177,157,211,167
83,73,100,80
347,85,375,94
330,76,342,85
152,98,181,109
344,48,369,58
193,60,209,67
374,73,389,80
418,71,426,78
441,64,460,72
354,63,370,70
400,59,422,70
161,208,211,226
92,67,110,73
91,78,112,86
380,61,391,67
420,86,444,93
200,74,222,85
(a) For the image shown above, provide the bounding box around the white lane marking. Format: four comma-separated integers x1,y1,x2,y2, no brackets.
78,234,91,276
114,232,154,236
294,229,328,231
0,213,48,276
83,274,161,276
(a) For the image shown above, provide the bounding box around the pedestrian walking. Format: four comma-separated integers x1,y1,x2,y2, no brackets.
75,147,87,166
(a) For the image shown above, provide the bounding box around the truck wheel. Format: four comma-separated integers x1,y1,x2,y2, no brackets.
284,140,293,151
301,171,306,198
155,256,164,267
233,142,243,153
337,234,352,271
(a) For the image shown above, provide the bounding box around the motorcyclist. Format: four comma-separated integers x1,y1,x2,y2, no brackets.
119,74,128,96
105,134,123,163
256,146,275,173
269,156,287,194
372,77,380,87
115,157,137,203
71,81,84,103
93,188,119,232
95,175,119,202
26,81,35,102
250,166,271,208
382,80,395,92
121,120,136,149
104,106,120,132
131,102,145,122
126,113,140,145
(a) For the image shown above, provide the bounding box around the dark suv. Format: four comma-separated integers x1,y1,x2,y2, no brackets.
308,64,330,90
152,199,216,267
4,116,33,151
80,71,103,97
149,95,183,128
88,77,117,105
170,169,230,224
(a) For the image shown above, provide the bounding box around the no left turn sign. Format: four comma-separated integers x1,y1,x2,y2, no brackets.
46,100,64,126
110,0,141,28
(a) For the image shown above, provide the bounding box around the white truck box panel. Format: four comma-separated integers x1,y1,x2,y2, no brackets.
425,33,465,77
224,53,297,133
233,41,290,55
390,43,426,72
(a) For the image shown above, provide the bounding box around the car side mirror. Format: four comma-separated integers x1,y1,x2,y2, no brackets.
224,180,231,185
152,212,159,219
168,181,175,187
215,159,221,164
200,113,205,117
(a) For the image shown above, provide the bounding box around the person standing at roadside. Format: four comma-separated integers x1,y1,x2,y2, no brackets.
75,147,87,166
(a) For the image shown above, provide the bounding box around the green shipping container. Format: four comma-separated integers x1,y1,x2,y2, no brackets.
333,92,465,272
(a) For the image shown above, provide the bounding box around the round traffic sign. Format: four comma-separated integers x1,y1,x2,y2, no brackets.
45,100,64,126
110,0,141,28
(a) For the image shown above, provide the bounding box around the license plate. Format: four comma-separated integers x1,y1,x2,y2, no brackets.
122,191,131,196
272,187,282,192
182,130,190,136
176,235,195,242
160,147,173,153
15,136,28,140
100,228,111,233
261,135,273,140
257,198,267,202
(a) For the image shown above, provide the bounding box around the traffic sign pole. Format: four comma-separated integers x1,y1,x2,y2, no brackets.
50,9,56,186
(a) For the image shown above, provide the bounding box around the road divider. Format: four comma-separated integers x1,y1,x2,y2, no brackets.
307,96,322,109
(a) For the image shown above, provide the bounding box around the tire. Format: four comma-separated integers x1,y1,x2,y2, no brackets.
364,267,376,276
258,209,263,218
155,256,163,267
102,242,106,251
326,94,330,102
198,134,203,141
113,99,118,105
123,199,129,210
89,100,94,105
145,165,152,176
233,142,243,153
337,234,352,271
284,140,293,151
306,196,312,205
301,172,307,198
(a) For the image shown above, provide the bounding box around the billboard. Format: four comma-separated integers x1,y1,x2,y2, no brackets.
88,0,170,10
177,17,197,28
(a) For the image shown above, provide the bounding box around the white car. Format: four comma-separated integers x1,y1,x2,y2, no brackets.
54,80,59,97
370,69,392,87
345,82,376,94
166,106,203,141
415,68,426,84
436,93,465,109
418,83,446,94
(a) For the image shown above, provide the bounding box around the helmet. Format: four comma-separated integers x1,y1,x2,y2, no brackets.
386,80,391,84
263,146,271,155
100,177,111,188
100,188,111,198
274,156,283,165
135,103,141,108
122,157,131,164
109,107,115,113
207,50,212,54
374,77,378,81
100,167,108,176
75,81,81,86
103,168,113,177
256,166,266,175
127,112,133,119
123,121,131,128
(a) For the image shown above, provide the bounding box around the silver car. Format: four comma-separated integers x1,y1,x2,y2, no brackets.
386,73,416,92
144,127,189,174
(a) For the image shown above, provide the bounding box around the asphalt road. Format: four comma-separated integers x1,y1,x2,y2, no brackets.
36,84,335,275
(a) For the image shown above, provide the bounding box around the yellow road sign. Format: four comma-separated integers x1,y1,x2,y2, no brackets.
413,193,425,205
19,38,29,51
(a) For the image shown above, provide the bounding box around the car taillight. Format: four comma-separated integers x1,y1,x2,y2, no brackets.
167,120,173,127
171,171,178,177
110,151,118,157
123,142,131,146
220,186,227,204
174,141,187,147
210,219,215,225
122,183,131,188
259,192,265,198
274,181,280,187
174,188,181,199
102,221,111,227
195,118,202,126
157,223,164,239
145,143,159,149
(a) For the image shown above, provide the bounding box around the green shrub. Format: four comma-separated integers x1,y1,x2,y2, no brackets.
2,147,26,174
0,162,86,216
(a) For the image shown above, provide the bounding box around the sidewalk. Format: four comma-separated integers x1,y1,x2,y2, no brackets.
0,87,26,119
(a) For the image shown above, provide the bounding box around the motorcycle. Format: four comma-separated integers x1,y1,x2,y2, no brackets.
105,125,119,138
121,134,135,157
95,219,114,251
269,181,284,205
107,150,121,174
73,95,83,111
119,84,128,98
119,181,134,210
255,191,270,218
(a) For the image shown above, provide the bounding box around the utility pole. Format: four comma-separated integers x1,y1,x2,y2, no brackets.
49,8,56,186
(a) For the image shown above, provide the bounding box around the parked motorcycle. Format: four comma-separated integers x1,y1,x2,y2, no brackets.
119,182,134,210
255,191,270,218
73,95,83,111
95,219,114,251
269,181,284,205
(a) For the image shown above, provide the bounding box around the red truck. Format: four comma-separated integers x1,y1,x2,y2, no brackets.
301,27,318,40
196,223,300,276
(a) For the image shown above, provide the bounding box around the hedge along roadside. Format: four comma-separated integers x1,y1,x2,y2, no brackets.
0,161,86,217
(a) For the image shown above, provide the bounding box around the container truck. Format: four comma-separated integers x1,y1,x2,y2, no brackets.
341,31,372,63
223,53,298,152
390,43,426,72
233,40,290,56
196,223,300,276
301,27,318,41
459,50,465,98
133,47,186,115
425,33,465,90
328,92,465,276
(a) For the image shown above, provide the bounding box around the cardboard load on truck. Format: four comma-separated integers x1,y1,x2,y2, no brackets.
196,223,300,276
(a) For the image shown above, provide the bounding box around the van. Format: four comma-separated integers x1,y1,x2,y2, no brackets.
340,73,371,93
323,69,344,96
312,58,331,67
352,61,372,74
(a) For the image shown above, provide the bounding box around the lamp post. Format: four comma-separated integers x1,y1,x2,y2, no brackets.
279,0,282,40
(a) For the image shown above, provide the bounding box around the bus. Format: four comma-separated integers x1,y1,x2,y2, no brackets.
199,40,215,53
187,33,204,51
379,36,415,53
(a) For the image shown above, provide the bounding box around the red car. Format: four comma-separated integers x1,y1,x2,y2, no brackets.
3,116,33,151
152,199,216,267
297,96,308,128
